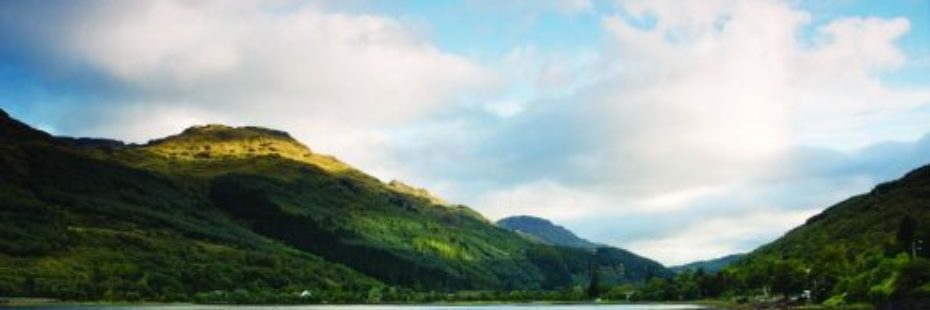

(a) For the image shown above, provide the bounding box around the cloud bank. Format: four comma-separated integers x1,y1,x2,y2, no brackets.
376,0,930,264
0,0,493,173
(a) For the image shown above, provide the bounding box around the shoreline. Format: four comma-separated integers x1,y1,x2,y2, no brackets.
0,297,721,308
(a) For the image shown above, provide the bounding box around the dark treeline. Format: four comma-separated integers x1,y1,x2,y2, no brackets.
2,230,928,305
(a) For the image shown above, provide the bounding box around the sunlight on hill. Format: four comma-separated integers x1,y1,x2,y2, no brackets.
143,124,354,173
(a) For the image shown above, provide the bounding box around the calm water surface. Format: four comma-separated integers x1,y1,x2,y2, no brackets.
4,305,707,310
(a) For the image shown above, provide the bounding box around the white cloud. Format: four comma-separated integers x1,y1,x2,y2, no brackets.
588,0,926,199
791,16,928,148
6,1,493,176
807,17,909,76
476,180,620,221
594,0,806,192
456,0,930,263
466,0,594,16
625,209,819,265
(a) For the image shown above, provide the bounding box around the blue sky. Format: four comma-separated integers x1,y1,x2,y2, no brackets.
1,0,929,264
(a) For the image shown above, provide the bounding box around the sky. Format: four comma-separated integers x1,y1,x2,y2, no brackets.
1,0,930,265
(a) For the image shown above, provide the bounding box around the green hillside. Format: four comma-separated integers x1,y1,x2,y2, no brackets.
675,164,930,307
0,109,670,302
109,121,546,291
732,164,930,305
0,111,381,302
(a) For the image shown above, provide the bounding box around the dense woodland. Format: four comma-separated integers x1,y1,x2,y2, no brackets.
619,165,930,308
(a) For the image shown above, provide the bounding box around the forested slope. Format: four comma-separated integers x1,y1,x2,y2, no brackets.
0,108,671,302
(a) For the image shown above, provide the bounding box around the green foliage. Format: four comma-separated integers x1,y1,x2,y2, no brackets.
204,171,545,291
895,258,930,299
587,262,601,298
620,164,930,308
704,164,930,306
0,228,380,302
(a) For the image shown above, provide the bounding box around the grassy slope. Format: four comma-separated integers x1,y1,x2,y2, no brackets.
100,123,547,291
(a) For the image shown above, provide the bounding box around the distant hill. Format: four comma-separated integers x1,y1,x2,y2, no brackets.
497,215,674,284
670,254,744,274
497,215,602,249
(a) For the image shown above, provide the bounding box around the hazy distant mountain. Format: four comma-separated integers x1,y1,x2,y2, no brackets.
497,215,674,283
497,215,602,249
670,254,744,274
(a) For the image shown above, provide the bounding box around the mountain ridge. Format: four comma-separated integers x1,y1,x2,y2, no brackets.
497,215,674,283
0,108,672,302
497,215,602,249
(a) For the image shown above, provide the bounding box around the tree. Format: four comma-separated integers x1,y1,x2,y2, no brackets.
24,275,36,296
770,259,807,297
894,258,930,299
641,278,672,301
897,216,917,257
606,284,637,301
587,261,601,299
695,268,724,298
